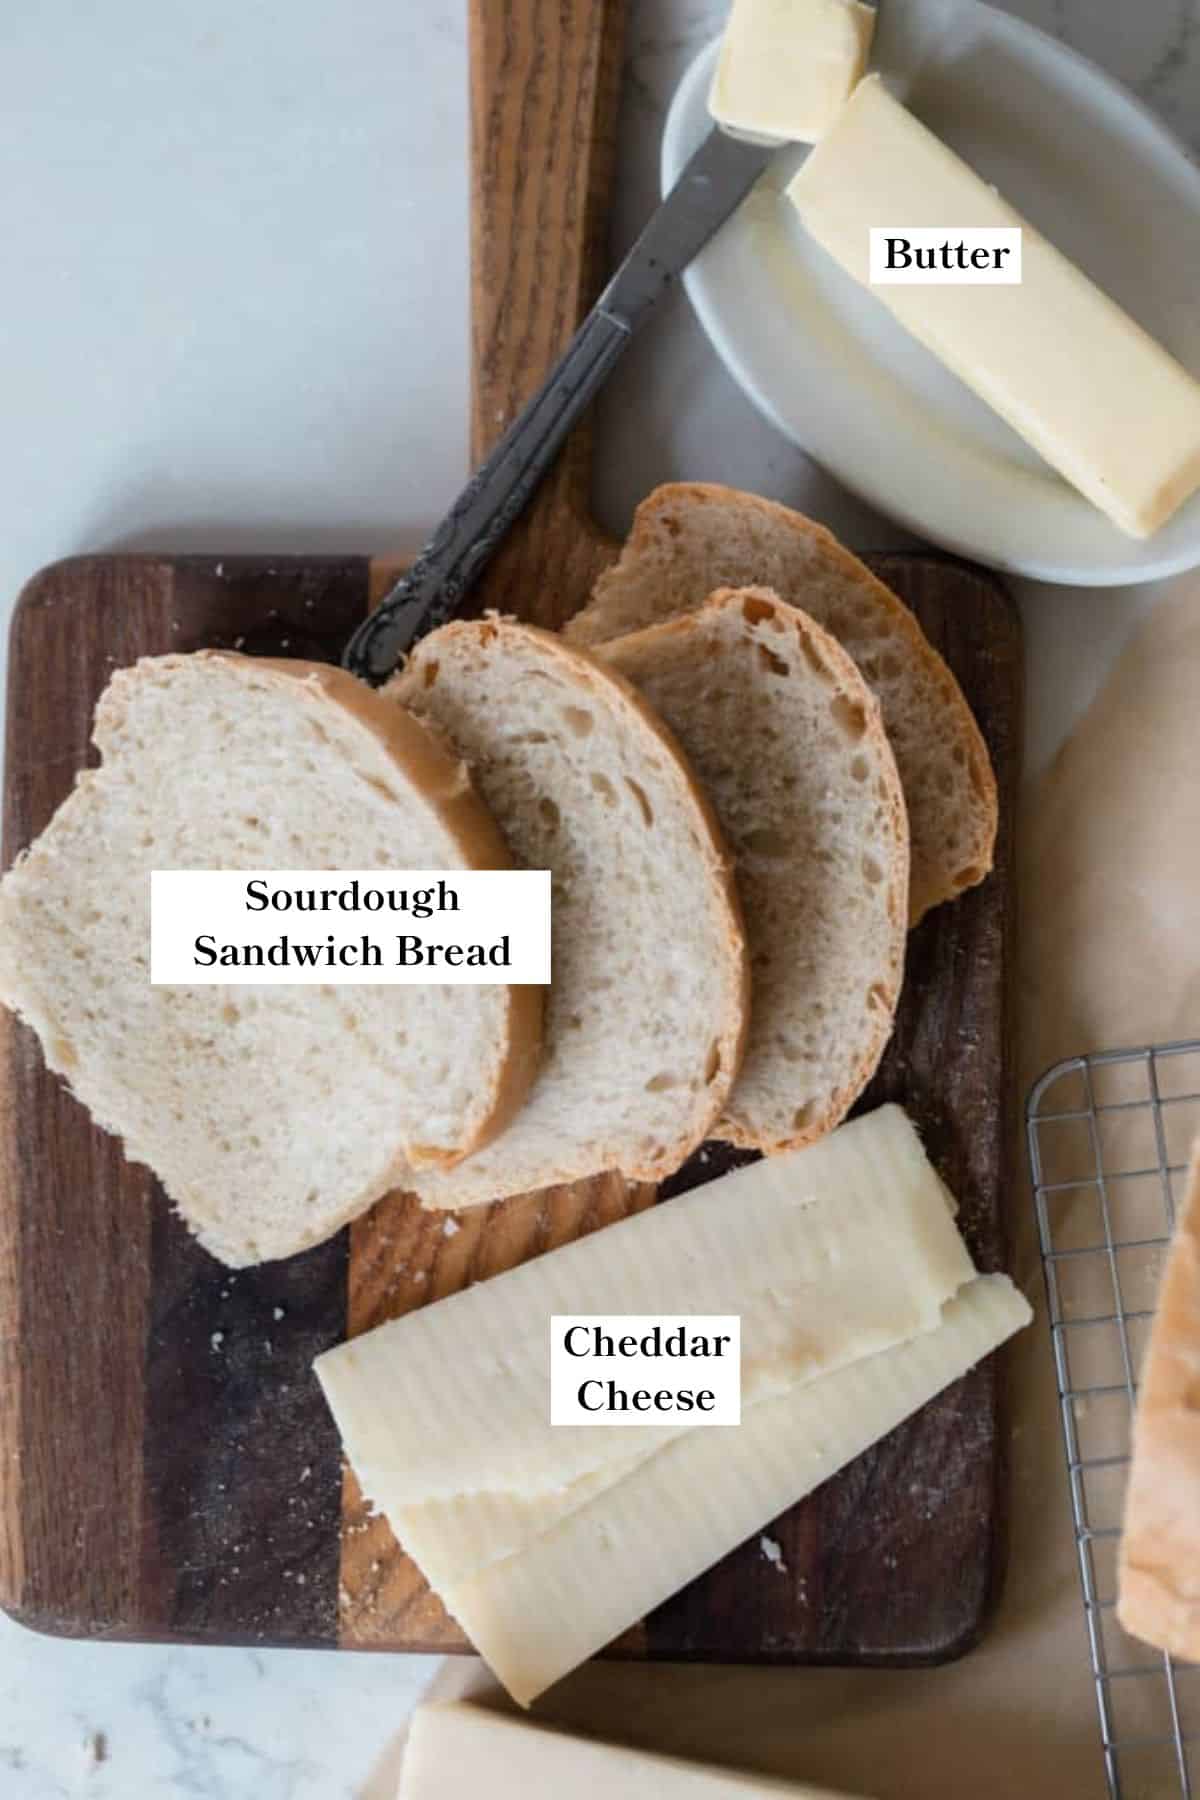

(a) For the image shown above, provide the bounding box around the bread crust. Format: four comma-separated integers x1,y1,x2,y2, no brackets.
603,589,908,1155
1118,1140,1200,1661
389,618,752,1197
567,482,997,926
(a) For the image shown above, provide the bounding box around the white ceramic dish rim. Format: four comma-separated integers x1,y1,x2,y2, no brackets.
663,10,1200,587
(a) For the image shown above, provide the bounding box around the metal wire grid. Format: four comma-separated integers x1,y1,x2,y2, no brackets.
1028,1040,1200,1800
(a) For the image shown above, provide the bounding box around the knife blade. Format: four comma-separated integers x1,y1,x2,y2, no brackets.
343,126,777,684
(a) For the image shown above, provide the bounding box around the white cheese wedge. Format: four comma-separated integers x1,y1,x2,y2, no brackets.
787,76,1200,538
442,1275,1031,1706
315,1107,975,1505
399,1702,869,1798
710,0,877,144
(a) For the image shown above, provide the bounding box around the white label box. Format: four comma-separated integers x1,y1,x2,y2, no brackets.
550,1316,742,1427
150,869,552,985
869,227,1023,285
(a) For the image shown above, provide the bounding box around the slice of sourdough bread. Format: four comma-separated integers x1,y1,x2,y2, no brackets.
602,588,908,1154
0,653,542,1266
387,618,750,1209
566,483,996,926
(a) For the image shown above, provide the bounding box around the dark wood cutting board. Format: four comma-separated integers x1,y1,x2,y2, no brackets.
0,0,1022,1665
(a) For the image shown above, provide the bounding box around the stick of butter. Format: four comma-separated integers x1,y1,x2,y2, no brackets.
709,0,877,144
787,76,1200,538
399,1702,871,1798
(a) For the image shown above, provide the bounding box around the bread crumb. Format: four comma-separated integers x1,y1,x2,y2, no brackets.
273,1306,286,1321
442,1218,460,1237
760,1534,787,1573
210,1331,224,1352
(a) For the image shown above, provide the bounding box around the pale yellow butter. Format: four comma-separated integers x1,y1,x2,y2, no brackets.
709,0,876,144
787,76,1200,538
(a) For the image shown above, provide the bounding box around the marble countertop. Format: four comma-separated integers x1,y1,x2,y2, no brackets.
2,1,1198,1794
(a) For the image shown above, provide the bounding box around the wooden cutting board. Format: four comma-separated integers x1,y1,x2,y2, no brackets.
0,0,1022,1664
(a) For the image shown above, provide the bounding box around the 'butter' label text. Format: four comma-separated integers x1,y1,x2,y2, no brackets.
869,227,1023,285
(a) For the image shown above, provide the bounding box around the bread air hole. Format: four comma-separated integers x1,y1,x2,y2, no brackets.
625,778,654,827
793,1102,816,1132
830,695,867,742
222,1002,240,1026
645,1072,676,1092
422,659,440,688
538,796,561,832
850,755,870,783
867,983,891,1012
743,826,789,858
590,772,617,806
741,596,775,627
862,854,884,887
561,705,594,739
757,643,790,678
705,1041,722,1084
796,629,833,683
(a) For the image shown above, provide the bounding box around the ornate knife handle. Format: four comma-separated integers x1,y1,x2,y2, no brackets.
342,307,630,685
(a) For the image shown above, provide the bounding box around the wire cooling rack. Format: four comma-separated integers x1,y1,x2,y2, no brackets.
1028,1040,1200,1800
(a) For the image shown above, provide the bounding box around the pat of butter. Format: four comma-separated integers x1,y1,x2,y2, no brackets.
709,0,877,145
787,76,1200,539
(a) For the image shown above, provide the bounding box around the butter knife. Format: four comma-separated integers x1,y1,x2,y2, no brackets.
342,127,776,685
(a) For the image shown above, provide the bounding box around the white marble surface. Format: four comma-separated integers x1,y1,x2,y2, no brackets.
1,1,1198,1794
